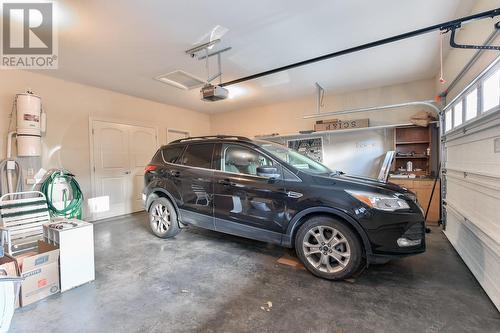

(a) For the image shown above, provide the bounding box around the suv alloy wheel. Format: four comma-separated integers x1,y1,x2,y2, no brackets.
295,216,363,280
148,197,180,238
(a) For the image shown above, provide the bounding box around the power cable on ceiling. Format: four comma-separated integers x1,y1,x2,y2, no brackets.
439,32,446,84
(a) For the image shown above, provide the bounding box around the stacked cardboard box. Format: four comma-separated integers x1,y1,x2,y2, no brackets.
2,241,60,307
16,241,60,306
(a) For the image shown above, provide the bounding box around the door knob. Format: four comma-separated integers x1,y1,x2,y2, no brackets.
124,171,131,174
170,170,181,177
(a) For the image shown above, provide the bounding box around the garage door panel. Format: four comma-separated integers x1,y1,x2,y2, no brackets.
444,207,500,310
445,201,500,255
446,125,500,178
443,60,500,312
446,174,500,244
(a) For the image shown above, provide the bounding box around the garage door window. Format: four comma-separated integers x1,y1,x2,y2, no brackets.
465,89,477,121
483,69,500,112
445,109,452,132
453,102,463,127
444,63,499,134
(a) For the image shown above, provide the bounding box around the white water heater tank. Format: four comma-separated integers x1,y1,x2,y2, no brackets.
16,93,43,156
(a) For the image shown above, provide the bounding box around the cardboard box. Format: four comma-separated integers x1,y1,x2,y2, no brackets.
314,118,369,132
0,254,21,308
0,255,18,277
15,241,60,307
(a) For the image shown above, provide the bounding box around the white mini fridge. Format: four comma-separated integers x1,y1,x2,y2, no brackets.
43,219,95,292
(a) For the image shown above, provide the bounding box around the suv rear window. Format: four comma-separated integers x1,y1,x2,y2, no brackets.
180,143,215,169
162,146,184,164
151,149,163,164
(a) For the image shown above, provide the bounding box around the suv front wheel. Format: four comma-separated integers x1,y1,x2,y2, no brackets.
295,216,363,280
148,197,180,238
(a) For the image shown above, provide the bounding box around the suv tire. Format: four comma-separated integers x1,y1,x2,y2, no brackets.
148,197,180,238
295,216,363,280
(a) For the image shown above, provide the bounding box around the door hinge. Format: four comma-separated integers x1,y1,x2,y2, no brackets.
93,165,95,172
92,128,94,135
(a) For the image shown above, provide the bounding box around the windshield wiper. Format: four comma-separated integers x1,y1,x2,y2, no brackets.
330,170,345,177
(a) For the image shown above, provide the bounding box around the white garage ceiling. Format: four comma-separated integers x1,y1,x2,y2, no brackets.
40,0,478,113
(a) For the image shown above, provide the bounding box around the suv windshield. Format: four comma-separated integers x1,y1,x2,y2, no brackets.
258,141,332,175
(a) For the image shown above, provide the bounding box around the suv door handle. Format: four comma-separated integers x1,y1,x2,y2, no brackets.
218,179,235,186
286,191,303,198
170,170,181,178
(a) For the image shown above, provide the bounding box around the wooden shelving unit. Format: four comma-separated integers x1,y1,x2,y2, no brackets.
392,125,431,176
390,125,440,224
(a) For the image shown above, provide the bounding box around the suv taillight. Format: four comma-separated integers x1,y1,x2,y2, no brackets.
145,165,157,173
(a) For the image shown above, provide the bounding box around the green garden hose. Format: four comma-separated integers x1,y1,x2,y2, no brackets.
40,169,83,219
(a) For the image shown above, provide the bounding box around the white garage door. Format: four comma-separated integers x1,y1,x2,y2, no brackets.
442,58,500,311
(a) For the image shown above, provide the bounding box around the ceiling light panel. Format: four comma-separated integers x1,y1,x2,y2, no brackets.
155,70,206,90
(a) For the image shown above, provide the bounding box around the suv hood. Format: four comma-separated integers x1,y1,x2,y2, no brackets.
334,174,410,193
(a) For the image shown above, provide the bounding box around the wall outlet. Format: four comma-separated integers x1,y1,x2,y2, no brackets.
6,160,16,170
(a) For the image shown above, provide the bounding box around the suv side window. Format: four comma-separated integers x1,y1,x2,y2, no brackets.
180,143,215,169
161,145,185,164
222,144,276,176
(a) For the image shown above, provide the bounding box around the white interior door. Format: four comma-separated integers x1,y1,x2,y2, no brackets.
92,121,130,219
129,126,157,212
92,121,158,219
167,129,189,143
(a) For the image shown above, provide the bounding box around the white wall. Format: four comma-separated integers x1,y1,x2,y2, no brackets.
269,128,395,178
210,78,436,138
0,70,210,218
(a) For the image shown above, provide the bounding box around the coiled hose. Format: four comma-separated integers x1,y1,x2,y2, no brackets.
40,169,83,219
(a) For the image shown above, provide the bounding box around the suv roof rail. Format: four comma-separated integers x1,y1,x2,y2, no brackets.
170,135,252,144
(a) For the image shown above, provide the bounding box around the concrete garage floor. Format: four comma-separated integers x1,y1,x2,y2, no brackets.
11,212,500,333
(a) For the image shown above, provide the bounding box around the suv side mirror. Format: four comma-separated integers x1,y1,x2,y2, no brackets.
257,166,280,179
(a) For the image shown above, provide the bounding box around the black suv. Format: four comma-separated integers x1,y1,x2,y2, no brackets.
143,136,425,280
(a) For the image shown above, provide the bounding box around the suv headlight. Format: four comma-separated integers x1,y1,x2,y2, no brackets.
346,190,410,211
405,192,417,203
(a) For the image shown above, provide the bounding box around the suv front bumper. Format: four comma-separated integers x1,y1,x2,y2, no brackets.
365,220,426,263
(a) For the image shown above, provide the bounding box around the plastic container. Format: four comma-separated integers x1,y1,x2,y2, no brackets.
16,93,42,157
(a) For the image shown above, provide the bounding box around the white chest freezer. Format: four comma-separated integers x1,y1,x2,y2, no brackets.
43,219,95,292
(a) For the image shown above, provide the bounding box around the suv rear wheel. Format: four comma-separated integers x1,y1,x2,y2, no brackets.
295,216,363,280
148,197,180,238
